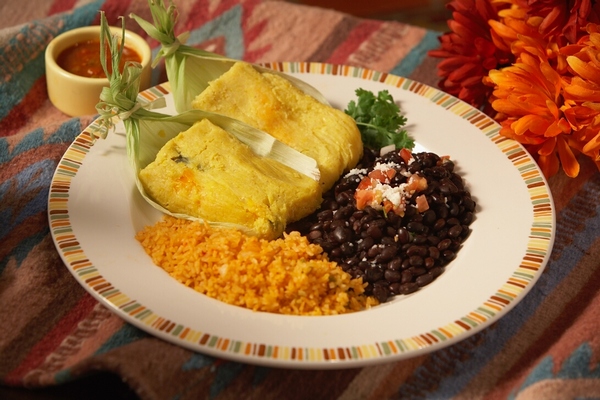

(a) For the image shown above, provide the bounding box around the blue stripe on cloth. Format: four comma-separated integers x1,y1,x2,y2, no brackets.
0,118,84,272
390,30,441,78
0,0,105,120
93,323,149,357
397,175,600,399
509,342,600,399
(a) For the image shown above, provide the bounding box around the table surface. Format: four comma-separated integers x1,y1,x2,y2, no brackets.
1,1,600,399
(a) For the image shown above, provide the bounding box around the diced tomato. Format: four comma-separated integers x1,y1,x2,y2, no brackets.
383,199,394,214
415,194,429,212
357,177,377,190
407,174,428,192
368,168,396,183
399,148,413,164
355,189,374,210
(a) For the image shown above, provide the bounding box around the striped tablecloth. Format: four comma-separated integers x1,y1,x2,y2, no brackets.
1,0,599,399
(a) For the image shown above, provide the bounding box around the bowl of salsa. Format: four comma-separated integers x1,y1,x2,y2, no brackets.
45,25,152,117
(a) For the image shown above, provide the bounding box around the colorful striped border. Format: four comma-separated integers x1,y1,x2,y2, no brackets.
48,63,555,365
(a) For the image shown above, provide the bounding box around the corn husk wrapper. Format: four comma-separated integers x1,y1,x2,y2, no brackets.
93,13,320,234
130,0,329,113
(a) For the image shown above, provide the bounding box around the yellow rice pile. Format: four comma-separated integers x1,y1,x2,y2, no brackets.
136,216,377,315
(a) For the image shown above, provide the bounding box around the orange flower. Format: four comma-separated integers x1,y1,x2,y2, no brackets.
428,0,513,113
430,0,600,177
561,23,600,169
486,52,579,177
502,0,600,42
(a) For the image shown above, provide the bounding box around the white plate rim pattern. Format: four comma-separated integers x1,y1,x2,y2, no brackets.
48,62,555,368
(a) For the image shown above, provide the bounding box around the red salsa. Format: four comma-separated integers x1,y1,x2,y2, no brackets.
56,39,141,78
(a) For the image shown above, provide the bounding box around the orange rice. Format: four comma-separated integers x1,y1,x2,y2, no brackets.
136,216,377,315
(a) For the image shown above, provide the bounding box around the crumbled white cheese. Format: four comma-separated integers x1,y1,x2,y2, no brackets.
373,161,401,172
345,168,368,178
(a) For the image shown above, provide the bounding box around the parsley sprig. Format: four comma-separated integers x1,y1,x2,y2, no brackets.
345,89,414,151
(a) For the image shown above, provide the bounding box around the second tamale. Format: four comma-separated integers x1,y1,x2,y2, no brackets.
191,62,363,191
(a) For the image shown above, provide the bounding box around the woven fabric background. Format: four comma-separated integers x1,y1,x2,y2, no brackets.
1,0,600,399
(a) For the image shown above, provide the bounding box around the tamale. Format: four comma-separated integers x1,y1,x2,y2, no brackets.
139,119,322,239
191,62,363,191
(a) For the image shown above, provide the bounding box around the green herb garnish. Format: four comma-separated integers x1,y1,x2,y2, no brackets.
345,89,414,150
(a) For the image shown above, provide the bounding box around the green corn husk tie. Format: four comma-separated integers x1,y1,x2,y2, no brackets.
92,12,320,234
130,0,329,113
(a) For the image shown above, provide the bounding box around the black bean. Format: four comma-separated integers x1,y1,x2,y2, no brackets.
407,266,426,276
424,257,435,269
436,206,449,219
447,217,460,226
413,235,428,245
428,246,440,259
367,245,382,258
427,235,440,246
442,250,456,261
330,247,342,258
376,246,397,263
388,258,403,271
372,284,390,303
407,245,427,257
340,242,355,256
317,209,333,221
384,269,401,282
307,230,322,240
335,191,353,205
438,238,452,251
416,273,434,287
309,222,323,231
449,202,460,217
330,219,346,230
396,228,410,244
448,224,463,238
357,236,374,252
380,236,396,245
366,224,383,239
461,211,474,225
463,197,476,212
365,267,384,282
422,210,437,226
440,178,458,194
331,226,352,243
433,218,446,231
398,282,419,294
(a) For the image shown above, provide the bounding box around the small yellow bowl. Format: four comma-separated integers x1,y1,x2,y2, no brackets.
45,26,152,117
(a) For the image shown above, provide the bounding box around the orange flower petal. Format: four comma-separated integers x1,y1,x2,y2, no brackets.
544,120,566,137
582,130,600,153
538,137,556,156
537,153,560,178
512,114,548,136
556,136,580,178
567,55,600,82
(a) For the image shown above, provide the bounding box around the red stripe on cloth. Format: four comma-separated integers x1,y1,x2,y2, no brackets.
4,294,98,385
0,78,48,138
48,0,78,16
325,19,383,65
91,0,134,25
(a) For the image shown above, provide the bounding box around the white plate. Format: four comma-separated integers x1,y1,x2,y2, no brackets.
48,62,555,369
